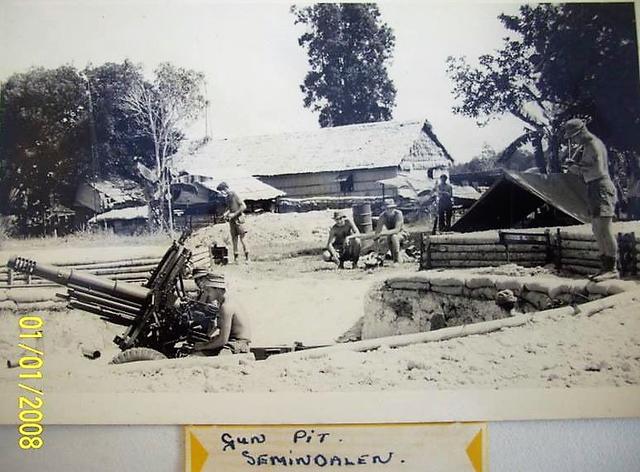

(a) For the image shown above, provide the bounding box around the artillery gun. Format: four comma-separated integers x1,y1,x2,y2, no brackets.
7,231,217,363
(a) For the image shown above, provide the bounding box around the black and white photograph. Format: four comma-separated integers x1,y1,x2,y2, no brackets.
0,0,639,424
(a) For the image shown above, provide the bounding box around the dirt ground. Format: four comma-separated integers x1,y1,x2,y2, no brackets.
0,211,639,393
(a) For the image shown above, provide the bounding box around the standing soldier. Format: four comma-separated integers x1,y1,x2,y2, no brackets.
563,118,618,281
435,174,454,232
217,181,250,263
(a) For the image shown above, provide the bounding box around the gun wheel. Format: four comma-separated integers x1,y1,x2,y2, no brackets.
109,347,167,365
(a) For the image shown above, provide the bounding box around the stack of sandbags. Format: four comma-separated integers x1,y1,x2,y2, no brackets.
0,287,66,313
422,234,548,269
557,231,601,275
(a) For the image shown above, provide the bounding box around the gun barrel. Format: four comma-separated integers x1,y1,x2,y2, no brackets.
67,289,144,317
8,256,151,304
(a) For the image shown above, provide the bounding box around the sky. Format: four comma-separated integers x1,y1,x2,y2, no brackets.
0,0,532,163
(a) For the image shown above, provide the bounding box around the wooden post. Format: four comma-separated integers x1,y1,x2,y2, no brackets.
555,228,562,270
617,232,624,275
499,230,511,263
631,232,637,276
422,234,432,270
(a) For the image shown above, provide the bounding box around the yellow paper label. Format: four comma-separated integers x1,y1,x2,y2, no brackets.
185,423,486,472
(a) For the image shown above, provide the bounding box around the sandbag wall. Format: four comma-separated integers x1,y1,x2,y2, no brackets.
421,229,639,277
421,234,549,270
556,230,638,277
0,248,210,289
363,272,635,340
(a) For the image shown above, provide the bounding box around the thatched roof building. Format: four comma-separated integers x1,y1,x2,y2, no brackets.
174,119,453,198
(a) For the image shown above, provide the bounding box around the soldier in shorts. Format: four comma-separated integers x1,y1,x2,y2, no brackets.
324,211,361,269
191,270,252,356
217,182,250,263
563,118,618,280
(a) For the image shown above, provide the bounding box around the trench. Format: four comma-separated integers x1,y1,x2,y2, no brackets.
352,271,636,341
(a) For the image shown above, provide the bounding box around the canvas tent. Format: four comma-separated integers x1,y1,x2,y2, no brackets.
451,171,590,232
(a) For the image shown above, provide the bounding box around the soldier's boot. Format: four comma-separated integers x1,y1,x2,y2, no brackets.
592,255,620,282
588,255,606,281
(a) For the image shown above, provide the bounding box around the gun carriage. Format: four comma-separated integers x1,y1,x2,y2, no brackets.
7,231,216,363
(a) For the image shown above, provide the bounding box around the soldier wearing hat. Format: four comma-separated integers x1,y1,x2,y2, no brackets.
563,118,618,280
323,210,361,269
217,181,250,263
495,289,518,316
191,270,252,356
435,174,454,232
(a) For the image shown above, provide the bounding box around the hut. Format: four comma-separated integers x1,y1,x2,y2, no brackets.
88,205,149,235
173,119,454,200
74,178,146,224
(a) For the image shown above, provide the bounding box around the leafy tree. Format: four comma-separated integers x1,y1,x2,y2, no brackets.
451,144,536,174
83,61,156,178
121,63,206,232
0,66,91,233
446,3,640,174
292,3,396,127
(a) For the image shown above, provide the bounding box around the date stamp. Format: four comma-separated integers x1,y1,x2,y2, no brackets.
17,315,45,450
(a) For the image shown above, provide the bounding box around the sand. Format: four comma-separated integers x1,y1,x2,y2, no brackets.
0,212,639,394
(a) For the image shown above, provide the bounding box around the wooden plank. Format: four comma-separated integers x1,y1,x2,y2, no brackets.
430,259,545,268
561,240,599,251
560,249,600,259
430,252,547,261
269,306,577,361
428,235,500,244
0,283,60,289
562,258,601,268
64,258,161,270
562,265,598,275
52,255,163,267
430,244,546,253
87,264,159,276
558,231,596,242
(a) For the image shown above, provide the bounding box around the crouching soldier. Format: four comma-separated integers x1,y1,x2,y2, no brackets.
323,211,361,269
191,269,251,356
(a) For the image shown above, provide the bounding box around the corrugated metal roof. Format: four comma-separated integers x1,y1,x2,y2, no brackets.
377,174,481,201
89,178,145,205
173,119,453,177
89,205,149,223
174,168,284,200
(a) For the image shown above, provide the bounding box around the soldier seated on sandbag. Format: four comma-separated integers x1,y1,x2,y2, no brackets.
323,211,361,269
495,289,519,316
190,269,252,356
372,199,405,264
346,199,407,265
